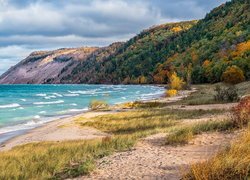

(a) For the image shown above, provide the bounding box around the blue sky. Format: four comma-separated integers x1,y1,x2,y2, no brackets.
0,0,228,75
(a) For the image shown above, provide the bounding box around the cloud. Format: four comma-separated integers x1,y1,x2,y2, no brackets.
0,0,229,75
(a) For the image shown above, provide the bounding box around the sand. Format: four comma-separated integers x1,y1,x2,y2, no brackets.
0,111,112,151
81,132,238,180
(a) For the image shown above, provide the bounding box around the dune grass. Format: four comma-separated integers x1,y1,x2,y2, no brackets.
0,135,138,179
77,108,224,135
0,107,224,179
183,127,250,180
165,120,234,145
172,81,250,105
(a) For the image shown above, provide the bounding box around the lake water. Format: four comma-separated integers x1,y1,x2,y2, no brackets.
0,84,165,143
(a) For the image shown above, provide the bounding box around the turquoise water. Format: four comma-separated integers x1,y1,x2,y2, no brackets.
0,84,165,143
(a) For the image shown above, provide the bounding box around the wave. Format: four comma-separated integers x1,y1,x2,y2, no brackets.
39,111,46,114
64,94,80,97
68,108,88,112
36,93,47,97
0,115,71,135
58,108,88,114
68,90,97,95
0,103,21,109
33,100,64,105
20,99,26,102
52,93,63,97
44,95,57,99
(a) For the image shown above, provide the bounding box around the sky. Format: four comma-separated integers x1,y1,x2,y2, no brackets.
0,0,228,75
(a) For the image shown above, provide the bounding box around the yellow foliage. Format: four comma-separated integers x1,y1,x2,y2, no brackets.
166,89,178,97
221,65,245,85
139,76,147,84
169,72,185,90
171,26,182,32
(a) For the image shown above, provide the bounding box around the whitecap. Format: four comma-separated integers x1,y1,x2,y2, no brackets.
33,100,64,105
64,94,80,97
0,103,20,109
52,93,63,97
44,95,57,99
36,93,47,97
20,99,27,102
34,115,41,119
70,103,77,106
39,111,46,114
68,90,97,95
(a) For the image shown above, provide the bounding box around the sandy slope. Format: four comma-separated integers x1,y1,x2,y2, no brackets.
81,132,237,180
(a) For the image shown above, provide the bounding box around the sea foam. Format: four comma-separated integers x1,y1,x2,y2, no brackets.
33,100,64,105
0,103,21,109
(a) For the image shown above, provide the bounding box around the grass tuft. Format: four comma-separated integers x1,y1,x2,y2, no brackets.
183,128,250,180
166,120,234,145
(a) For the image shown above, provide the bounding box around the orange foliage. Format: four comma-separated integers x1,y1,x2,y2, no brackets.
202,60,211,68
221,65,245,84
171,26,182,32
231,40,250,57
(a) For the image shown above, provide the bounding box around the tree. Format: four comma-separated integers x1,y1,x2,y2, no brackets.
168,72,185,90
221,65,245,84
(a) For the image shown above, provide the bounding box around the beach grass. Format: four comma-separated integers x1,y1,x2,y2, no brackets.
0,107,224,179
77,108,224,135
0,135,138,179
183,127,250,180
165,120,234,145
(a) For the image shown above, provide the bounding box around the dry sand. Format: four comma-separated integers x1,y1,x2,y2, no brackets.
81,132,238,180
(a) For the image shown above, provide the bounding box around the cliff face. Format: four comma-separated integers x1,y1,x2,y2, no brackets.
0,47,98,84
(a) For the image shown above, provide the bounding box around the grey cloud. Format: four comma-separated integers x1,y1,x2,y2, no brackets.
0,0,229,75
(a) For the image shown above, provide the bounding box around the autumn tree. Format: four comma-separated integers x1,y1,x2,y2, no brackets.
221,65,245,84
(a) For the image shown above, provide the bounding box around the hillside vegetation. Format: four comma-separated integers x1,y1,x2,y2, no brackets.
0,0,249,85
65,0,250,85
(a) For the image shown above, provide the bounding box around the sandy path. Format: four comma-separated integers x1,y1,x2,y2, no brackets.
80,132,237,180
0,111,112,151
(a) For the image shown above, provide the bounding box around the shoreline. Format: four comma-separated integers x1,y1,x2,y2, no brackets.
0,85,166,151
0,88,194,152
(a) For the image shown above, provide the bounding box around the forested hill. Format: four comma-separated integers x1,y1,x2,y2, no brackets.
63,21,196,84
0,0,249,84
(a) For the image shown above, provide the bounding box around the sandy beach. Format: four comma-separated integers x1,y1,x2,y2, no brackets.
0,111,113,151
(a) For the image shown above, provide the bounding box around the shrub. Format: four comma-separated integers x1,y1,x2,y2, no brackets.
231,96,250,128
166,89,178,97
221,65,245,85
168,72,185,90
214,85,239,102
89,100,109,110
183,129,250,180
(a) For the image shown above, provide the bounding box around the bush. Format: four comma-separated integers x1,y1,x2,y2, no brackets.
168,72,185,90
231,96,250,128
221,65,245,85
214,85,239,102
89,100,109,110
166,89,178,97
